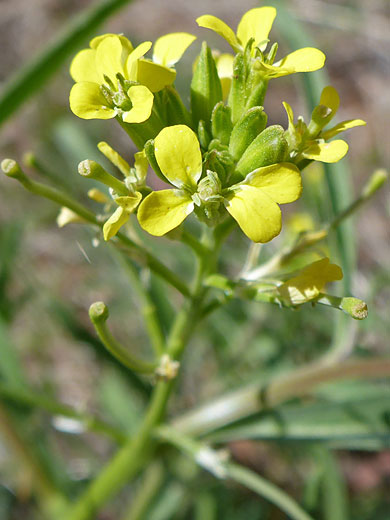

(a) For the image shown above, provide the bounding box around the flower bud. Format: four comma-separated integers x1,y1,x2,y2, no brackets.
228,52,246,124
235,125,288,178
198,120,211,149
164,86,192,127
191,42,222,129
362,169,388,198
229,107,268,161
211,102,232,146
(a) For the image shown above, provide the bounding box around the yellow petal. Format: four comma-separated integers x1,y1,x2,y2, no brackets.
154,125,202,188
123,85,154,124
322,119,366,140
90,34,133,53
69,82,115,120
303,140,348,163
88,188,109,204
134,150,149,180
243,163,302,204
278,258,343,305
320,86,339,115
274,47,326,74
282,101,294,128
216,54,234,100
103,207,130,241
57,207,84,227
153,32,196,67
236,7,276,51
125,41,153,80
70,49,101,83
95,35,125,85
196,15,240,52
114,193,142,211
137,189,194,236
225,185,282,243
136,59,176,92
98,141,130,176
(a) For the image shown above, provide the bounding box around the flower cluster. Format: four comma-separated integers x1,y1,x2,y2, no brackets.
68,6,365,248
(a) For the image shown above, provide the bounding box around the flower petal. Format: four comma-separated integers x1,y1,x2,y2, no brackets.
153,32,196,67
278,257,343,305
103,207,130,241
320,85,339,115
125,41,153,80
90,34,133,53
216,53,234,100
303,140,348,162
95,35,125,84
138,189,194,236
274,47,326,74
236,7,276,51
70,49,101,83
243,163,302,204
196,15,240,52
69,82,115,119
134,150,149,181
123,85,154,124
136,59,176,92
115,193,142,211
154,125,202,188
225,185,282,243
282,101,294,128
322,119,366,140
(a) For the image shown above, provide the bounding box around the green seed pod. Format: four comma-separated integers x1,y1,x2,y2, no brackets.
228,52,246,125
235,125,288,178
229,107,268,161
191,42,222,130
144,140,169,184
164,86,192,127
198,120,211,150
211,102,232,146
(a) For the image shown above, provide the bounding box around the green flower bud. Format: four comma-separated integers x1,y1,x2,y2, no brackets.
191,42,222,129
164,86,192,127
228,52,246,124
229,107,268,161
144,139,169,183
362,169,388,198
198,120,211,150
211,102,232,146
235,125,288,178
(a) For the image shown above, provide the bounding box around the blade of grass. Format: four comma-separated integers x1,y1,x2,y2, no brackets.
0,0,135,127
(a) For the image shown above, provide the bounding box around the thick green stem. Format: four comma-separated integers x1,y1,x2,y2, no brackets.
62,245,213,520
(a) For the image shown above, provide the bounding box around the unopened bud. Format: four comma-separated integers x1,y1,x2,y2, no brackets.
362,169,388,198
229,107,268,161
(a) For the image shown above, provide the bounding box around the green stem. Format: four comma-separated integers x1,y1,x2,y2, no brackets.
62,247,213,520
89,302,157,374
112,251,165,356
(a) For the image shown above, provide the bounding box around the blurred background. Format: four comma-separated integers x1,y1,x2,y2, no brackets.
0,0,389,519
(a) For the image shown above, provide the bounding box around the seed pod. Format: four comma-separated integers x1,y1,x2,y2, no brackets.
229,107,268,161
191,42,222,129
211,102,232,146
235,125,288,178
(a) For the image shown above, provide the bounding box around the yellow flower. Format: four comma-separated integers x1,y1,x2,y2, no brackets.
136,32,196,92
215,53,234,100
277,257,343,305
197,7,325,78
283,86,366,163
69,34,154,123
137,125,302,243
